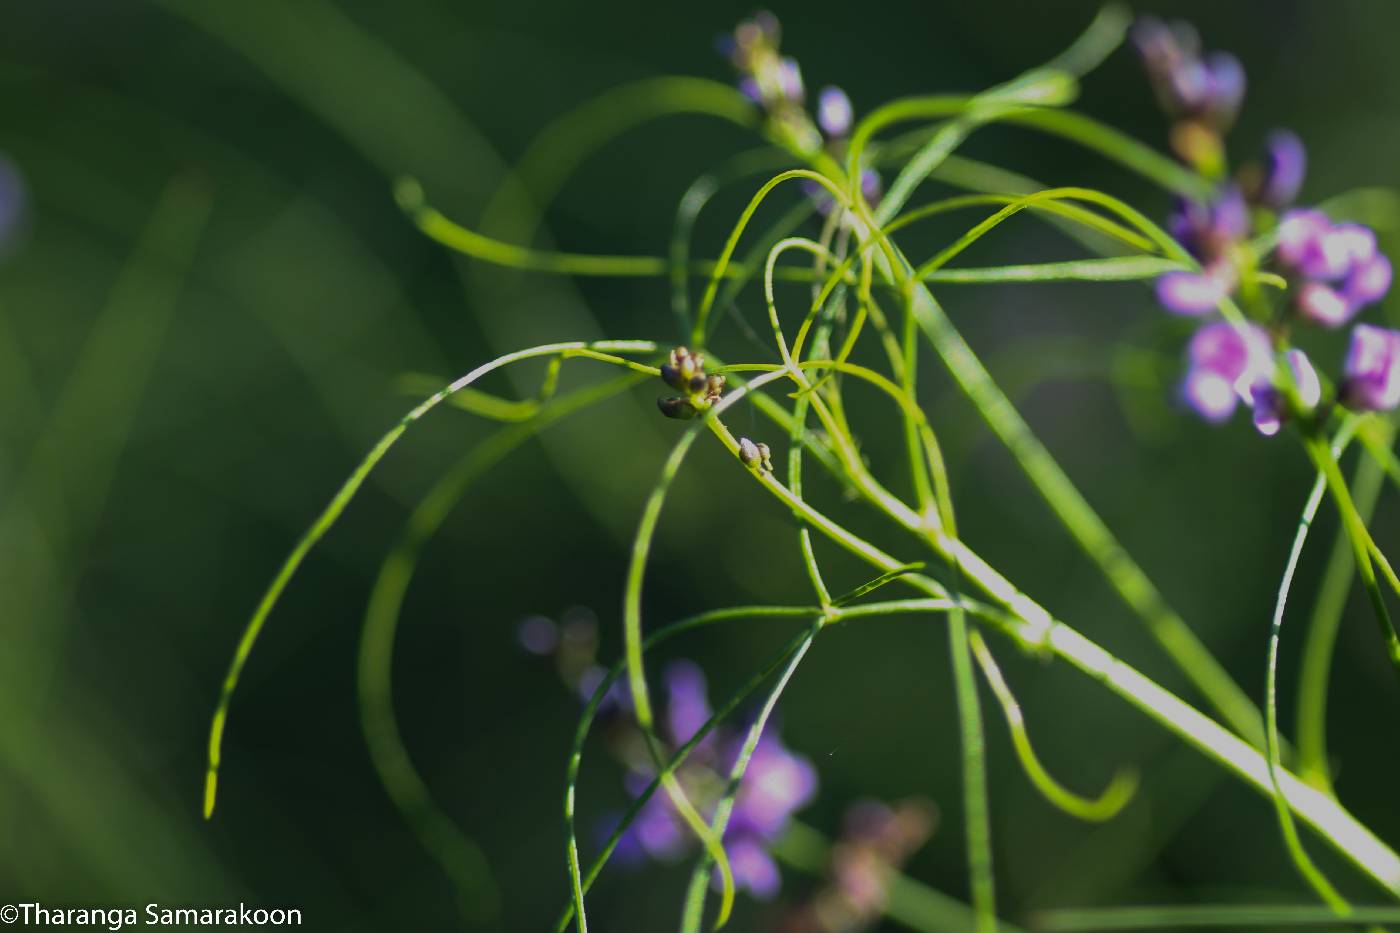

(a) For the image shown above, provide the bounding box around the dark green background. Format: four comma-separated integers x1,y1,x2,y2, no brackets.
3,1,1399,930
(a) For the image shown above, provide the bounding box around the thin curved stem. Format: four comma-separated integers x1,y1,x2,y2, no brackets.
971,630,1138,822
204,340,656,818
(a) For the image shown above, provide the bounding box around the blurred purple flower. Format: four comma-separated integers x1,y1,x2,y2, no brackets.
1169,187,1249,261
723,835,781,899
0,154,26,255
605,659,816,899
817,86,852,138
1276,211,1391,326
1341,324,1400,412
516,615,559,655
1155,188,1249,315
1179,321,1273,423
726,732,818,840
1132,16,1244,129
576,664,632,714
1250,348,1321,437
1156,265,1232,317
1254,130,1306,208
665,659,716,752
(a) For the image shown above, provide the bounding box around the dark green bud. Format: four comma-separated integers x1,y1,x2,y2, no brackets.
657,396,698,420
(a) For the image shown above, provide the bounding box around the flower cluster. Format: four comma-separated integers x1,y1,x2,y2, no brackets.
719,12,822,155
777,798,936,933
518,621,817,899
719,12,881,213
1132,17,1399,433
1275,210,1392,327
657,346,726,420
1131,15,1243,173
609,661,817,899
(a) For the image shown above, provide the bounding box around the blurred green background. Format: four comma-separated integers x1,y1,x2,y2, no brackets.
4,0,1399,930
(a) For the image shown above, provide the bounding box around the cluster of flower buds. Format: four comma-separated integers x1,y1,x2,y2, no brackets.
777,798,936,933
720,14,882,213
719,12,822,155
1133,17,1399,433
517,607,632,714
608,661,818,899
1131,16,1244,173
657,346,726,420
738,436,774,472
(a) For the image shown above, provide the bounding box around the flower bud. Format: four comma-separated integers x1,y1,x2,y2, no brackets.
1340,324,1400,412
657,397,698,420
738,437,774,471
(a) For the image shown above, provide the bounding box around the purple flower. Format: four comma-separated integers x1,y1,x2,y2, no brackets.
0,154,23,256
1156,188,1249,315
776,56,805,103
1179,321,1273,423
860,167,882,205
1169,187,1249,261
1344,253,1393,308
516,615,559,655
1276,211,1391,325
576,664,632,713
602,657,817,899
1341,324,1400,412
664,660,713,748
1250,348,1321,437
722,836,781,899
817,86,852,137
1156,266,1231,316
726,733,818,839
1254,130,1306,208
1132,16,1244,129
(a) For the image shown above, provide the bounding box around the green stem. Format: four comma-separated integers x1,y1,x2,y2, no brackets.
1264,425,1359,913
204,340,656,819
1304,434,1400,683
1296,450,1387,791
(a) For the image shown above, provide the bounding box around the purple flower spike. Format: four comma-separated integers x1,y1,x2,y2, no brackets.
1157,269,1227,316
817,85,853,137
1258,130,1306,207
1341,324,1400,412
